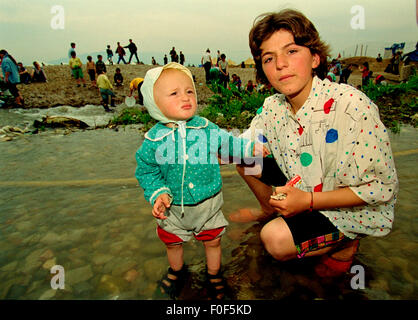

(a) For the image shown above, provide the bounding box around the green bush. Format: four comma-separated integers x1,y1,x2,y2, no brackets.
110,107,156,130
199,81,274,128
362,74,418,132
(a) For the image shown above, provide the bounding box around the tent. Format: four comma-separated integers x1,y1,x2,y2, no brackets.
227,59,237,67
244,58,255,68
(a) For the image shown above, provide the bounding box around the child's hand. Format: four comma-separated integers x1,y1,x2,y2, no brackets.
253,143,270,157
152,193,171,220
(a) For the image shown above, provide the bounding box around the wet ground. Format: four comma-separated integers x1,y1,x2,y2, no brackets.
0,106,417,300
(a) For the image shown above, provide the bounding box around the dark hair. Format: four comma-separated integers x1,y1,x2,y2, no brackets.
0,49,18,66
71,51,76,57
71,42,75,47
97,55,102,59
220,54,226,59
249,9,330,83
115,67,121,72
87,56,92,61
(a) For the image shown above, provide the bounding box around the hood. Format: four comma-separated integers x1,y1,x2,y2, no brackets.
140,62,197,124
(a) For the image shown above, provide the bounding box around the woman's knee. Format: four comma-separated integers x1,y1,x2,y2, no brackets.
260,219,296,261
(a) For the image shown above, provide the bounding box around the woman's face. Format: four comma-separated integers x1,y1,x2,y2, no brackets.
260,29,319,102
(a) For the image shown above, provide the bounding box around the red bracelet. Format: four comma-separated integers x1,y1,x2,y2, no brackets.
309,192,314,212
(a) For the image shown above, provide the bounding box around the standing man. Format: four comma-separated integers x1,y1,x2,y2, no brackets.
116,42,127,64
179,51,185,65
201,48,212,84
169,47,177,62
124,39,140,64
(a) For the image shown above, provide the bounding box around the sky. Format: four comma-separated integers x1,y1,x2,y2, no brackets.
1,0,417,66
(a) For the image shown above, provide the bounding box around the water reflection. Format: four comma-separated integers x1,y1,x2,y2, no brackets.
0,121,416,300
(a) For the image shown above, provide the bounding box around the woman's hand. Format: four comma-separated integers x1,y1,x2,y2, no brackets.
253,143,270,157
269,186,311,217
152,193,171,220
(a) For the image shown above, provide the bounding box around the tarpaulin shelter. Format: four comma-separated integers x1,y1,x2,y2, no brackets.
244,58,255,68
384,43,405,58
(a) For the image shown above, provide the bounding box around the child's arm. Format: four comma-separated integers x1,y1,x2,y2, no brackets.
135,142,173,207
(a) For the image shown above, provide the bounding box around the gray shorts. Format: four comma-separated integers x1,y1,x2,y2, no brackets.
156,191,229,244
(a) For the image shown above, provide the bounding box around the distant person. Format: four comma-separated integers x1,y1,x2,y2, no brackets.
326,71,336,82
68,42,76,76
231,74,242,90
179,51,185,65
201,48,212,84
106,45,114,65
170,47,177,62
96,70,115,112
116,42,127,64
114,68,123,86
376,53,382,62
241,61,245,68
374,74,387,85
152,57,157,65
128,77,144,105
385,54,395,73
69,51,86,87
218,54,229,88
393,51,401,75
216,50,221,66
17,62,31,84
31,61,47,83
339,64,354,84
0,49,23,106
86,56,96,87
95,55,106,75
163,54,168,65
245,80,255,92
361,62,371,87
124,39,140,64
68,42,76,60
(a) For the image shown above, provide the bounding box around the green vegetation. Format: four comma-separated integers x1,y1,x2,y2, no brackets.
198,81,275,129
362,73,418,132
108,75,418,134
110,107,156,131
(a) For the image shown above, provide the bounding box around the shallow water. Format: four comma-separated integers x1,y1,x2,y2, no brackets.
0,116,417,300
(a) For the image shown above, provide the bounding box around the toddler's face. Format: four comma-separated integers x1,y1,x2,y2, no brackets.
153,69,197,121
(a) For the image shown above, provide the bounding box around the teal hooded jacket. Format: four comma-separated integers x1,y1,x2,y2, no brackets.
135,116,255,207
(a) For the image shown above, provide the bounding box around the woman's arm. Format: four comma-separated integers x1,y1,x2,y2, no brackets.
270,186,366,217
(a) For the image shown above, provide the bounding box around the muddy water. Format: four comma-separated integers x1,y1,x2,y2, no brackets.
0,115,417,300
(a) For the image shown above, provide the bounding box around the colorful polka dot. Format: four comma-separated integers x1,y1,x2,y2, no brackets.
325,129,338,143
300,152,313,167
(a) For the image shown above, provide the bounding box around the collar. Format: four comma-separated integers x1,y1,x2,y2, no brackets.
144,116,209,141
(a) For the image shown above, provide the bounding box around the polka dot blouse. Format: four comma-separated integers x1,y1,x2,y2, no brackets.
246,76,399,239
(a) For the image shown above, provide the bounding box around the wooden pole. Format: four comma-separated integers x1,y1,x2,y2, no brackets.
360,44,363,56
365,45,368,57
354,44,358,57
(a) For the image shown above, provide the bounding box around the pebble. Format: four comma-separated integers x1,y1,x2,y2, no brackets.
66,265,94,285
42,258,57,270
124,269,139,283
38,289,57,300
